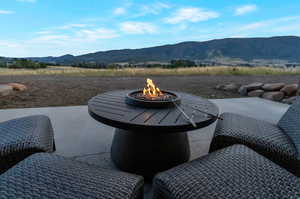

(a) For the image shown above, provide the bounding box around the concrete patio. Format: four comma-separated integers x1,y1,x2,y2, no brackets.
0,97,290,198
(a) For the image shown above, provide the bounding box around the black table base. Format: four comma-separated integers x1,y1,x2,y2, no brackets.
111,129,190,179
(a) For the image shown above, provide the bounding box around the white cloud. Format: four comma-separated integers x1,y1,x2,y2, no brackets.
41,24,91,31
0,10,15,14
0,40,20,48
234,4,257,16
273,24,300,32
34,35,69,41
30,28,118,44
229,35,248,38
240,22,267,31
239,16,300,31
139,2,170,16
114,7,126,15
120,21,157,34
30,19,119,44
76,28,119,41
17,0,36,3
36,31,53,35
57,23,91,30
277,16,300,22
178,24,188,31
164,7,219,24
0,27,119,57
30,35,70,45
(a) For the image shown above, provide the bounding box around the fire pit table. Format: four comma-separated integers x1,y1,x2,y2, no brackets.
88,89,219,178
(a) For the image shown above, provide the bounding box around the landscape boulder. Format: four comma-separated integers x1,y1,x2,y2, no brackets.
238,86,247,96
218,81,299,104
262,83,285,91
262,91,284,102
215,84,225,90
280,84,298,96
238,82,263,96
248,89,264,97
223,83,240,92
282,96,298,104
8,83,27,92
0,85,13,96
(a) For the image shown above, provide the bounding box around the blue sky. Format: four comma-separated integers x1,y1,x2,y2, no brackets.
1,0,300,57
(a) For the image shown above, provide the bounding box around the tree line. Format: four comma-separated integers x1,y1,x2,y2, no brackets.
0,58,47,69
71,59,198,69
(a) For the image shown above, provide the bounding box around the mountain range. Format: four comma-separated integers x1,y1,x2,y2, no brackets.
28,36,300,65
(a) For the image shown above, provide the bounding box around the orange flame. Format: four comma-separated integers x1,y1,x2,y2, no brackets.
143,78,163,98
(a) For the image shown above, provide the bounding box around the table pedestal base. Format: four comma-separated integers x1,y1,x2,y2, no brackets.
111,129,190,179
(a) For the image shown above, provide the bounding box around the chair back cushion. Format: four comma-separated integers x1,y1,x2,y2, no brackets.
278,97,300,153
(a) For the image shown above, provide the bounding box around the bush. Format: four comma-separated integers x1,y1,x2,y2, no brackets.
72,62,107,69
167,60,196,68
7,59,47,69
0,62,5,68
0,57,6,68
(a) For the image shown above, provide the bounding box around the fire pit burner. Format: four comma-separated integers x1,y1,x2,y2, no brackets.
125,90,181,108
125,78,181,108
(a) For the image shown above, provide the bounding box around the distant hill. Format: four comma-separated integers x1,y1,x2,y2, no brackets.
27,36,300,65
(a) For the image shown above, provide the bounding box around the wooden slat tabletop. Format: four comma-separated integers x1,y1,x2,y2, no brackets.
88,90,219,133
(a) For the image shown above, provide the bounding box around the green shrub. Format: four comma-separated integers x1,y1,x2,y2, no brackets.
7,59,47,69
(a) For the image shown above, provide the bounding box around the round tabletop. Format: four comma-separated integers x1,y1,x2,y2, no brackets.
88,90,219,133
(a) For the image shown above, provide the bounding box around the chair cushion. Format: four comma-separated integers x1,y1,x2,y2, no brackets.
210,112,299,175
153,145,300,199
0,153,144,199
0,115,55,173
278,97,300,153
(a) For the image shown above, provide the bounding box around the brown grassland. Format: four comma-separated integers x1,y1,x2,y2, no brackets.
0,66,299,109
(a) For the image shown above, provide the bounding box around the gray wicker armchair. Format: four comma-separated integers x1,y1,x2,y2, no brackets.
153,145,300,199
0,115,55,174
210,97,300,176
0,153,144,199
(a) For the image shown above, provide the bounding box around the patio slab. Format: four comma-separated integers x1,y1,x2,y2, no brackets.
0,97,289,199
0,97,288,158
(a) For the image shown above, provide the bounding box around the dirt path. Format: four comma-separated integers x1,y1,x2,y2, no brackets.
0,75,299,109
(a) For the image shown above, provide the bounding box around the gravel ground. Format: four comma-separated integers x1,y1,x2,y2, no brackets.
0,75,299,109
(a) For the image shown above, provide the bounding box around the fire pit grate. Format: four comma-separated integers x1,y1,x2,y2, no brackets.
125,90,181,108
125,78,181,108
131,91,176,101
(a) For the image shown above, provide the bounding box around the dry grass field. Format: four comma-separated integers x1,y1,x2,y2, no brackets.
1,66,300,76
1,66,300,109
1,72,300,109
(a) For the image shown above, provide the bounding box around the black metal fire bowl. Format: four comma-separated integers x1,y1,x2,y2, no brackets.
125,90,181,108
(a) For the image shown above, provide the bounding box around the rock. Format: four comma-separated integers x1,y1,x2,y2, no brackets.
245,82,264,91
8,83,27,91
282,96,298,104
262,91,284,102
262,83,285,91
238,86,248,96
215,84,225,90
238,82,263,96
280,84,298,96
223,83,240,92
248,89,264,97
0,85,13,96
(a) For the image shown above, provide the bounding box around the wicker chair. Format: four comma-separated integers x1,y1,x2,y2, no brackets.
153,145,300,199
0,115,55,174
210,97,300,176
0,153,144,199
